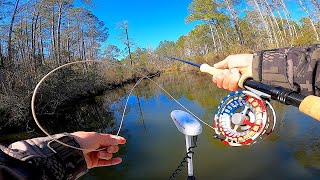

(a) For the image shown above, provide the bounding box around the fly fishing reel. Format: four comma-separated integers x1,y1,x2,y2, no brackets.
213,90,276,146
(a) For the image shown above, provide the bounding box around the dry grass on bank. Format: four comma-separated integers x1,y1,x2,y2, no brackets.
0,60,160,133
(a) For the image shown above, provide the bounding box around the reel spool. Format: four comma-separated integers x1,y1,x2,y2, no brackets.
213,90,276,146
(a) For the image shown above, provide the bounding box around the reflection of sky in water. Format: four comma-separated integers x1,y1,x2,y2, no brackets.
83,74,320,180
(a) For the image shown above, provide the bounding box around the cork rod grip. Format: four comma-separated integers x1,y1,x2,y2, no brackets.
199,64,249,88
299,95,320,120
200,64,222,77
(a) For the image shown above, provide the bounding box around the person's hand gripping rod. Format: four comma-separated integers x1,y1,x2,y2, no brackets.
160,55,320,121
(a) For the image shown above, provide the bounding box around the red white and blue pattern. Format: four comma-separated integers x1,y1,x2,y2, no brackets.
213,90,276,146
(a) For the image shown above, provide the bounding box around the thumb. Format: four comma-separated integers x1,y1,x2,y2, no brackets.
98,134,126,147
214,58,229,69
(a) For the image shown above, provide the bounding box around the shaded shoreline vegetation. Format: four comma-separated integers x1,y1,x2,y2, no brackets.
0,0,319,134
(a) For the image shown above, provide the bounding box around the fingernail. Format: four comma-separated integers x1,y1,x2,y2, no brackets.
114,157,122,164
120,138,126,144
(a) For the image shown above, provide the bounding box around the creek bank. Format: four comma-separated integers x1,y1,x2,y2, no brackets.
0,61,160,134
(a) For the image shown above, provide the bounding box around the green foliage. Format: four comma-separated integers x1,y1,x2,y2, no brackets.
159,0,320,68
293,18,319,46
155,40,176,55
186,0,221,22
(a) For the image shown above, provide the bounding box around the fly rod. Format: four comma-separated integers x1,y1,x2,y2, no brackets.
161,55,320,121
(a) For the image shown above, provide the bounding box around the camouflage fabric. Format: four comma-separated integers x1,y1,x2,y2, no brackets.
0,133,87,180
252,44,320,96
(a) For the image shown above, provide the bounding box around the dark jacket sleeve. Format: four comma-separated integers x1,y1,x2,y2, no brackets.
0,133,88,180
252,44,320,96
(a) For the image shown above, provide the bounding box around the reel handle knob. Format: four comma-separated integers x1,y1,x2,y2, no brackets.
299,95,320,120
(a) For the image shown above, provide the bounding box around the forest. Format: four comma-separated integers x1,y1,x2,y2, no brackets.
0,0,319,133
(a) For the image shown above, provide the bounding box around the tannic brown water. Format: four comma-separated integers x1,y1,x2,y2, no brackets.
82,73,320,180
3,73,320,180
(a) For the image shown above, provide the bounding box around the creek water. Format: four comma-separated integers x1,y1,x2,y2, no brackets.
1,72,320,180
80,73,320,180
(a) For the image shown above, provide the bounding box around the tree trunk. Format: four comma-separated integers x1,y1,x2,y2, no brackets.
225,0,244,45
281,8,293,38
25,17,30,62
125,28,133,65
31,15,35,65
277,10,287,38
92,37,95,60
39,18,45,64
67,18,71,62
261,4,279,47
213,24,223,51
7,0,20,65
207,20,217,52
57,1,63,63
37,41,41,64
311,0,320,11
263,0,282,46
32,12,39,67
136,96,147,132
82,29,86,61
217,23,231,49
252,0,273,44
78,27,82,60
280,0,298,39
0,40,3,67
18,19,25,62
51,6,56,62
66,37,70,62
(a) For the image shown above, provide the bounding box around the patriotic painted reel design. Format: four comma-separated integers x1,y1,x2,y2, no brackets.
213,90,276,146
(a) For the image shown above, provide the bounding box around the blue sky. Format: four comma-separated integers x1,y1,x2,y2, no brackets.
90,0,307,53
91,0,199,52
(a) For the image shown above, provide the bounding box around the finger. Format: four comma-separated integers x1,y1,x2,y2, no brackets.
214,58,229,69
98,134,126,146
222,70,232,90
228,54,253,69
229,69,241,91
95,157,122,168
107,145,119,154
212,76,217,84
216,69,228,88
97,151,113,160
216,74,223,88
88,152,99,167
